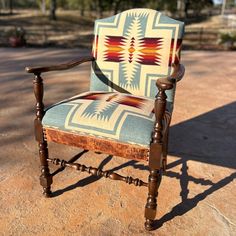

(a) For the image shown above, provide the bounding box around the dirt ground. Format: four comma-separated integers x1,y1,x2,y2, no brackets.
0,48,236,236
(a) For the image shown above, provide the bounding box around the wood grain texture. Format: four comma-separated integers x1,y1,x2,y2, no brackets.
145,78,172,230
26,56,94,74
48,158,148,187
33,74,52,197
144,170,162,231
44,128,149,161
156,63,185,88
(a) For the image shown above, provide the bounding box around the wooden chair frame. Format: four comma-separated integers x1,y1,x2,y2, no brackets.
26,57,185,231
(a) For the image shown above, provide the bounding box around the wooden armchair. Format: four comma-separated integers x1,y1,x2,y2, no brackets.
26,9,185,231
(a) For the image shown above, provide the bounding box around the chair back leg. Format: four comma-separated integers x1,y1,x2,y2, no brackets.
38,139,52,197
162,129,169,171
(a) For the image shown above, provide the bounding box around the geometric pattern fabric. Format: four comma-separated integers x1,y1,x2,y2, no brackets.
90,8,185,105
42,10,185,148
42,91,156,147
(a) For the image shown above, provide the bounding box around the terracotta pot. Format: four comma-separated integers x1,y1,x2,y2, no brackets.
9,36,25,47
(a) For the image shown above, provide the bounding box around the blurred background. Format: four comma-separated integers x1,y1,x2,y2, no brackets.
0,0,236,50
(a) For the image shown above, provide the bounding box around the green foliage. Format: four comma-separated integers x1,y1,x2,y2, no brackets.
219,32,236,43
6,26,26,38
5,0,38,8
219,31,236,50
185,0,213,16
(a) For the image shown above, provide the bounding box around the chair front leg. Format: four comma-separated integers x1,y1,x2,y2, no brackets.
145,166,162,230
145,141,163,230
145,82,171,230
34,73,52,197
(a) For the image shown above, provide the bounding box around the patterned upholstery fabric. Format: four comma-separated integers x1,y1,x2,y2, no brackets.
42,91,155,147
90,8,185,110
43,10,184,148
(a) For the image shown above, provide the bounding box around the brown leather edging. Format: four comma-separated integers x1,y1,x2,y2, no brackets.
44,128,149,161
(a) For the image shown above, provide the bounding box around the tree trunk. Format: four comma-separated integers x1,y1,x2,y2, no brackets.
177,0,185,18
50,0,57,20
98,0,103,18
9,0,13,15
221,0,227,15
41,0,46,15
113,0,122,15
80,0,85,16
184,0,190,19
1,0,6,10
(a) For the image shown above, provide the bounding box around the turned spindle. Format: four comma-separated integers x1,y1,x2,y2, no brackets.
48,158,148,187
33,73,52,197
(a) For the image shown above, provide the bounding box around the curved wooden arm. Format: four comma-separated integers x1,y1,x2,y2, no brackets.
25,56,94,74
156,63,185,91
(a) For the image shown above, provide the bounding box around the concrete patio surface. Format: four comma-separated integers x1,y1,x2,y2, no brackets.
0,48,235,236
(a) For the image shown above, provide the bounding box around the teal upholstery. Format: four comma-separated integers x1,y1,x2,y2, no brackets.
42,91,155,147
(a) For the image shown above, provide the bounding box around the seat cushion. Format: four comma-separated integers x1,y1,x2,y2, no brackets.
42,91,155,147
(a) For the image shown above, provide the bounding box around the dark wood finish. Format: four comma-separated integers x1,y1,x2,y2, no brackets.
26,56,94,74
162,111,172,171
149,88,167,168
156,63,185,88
155,62,182,172
47,158,148,187
44,128,149,161
27,51,185,231
33,74,52,197
145,169,162,230
170,63,185,82
51,150,88,177
145,72,174,230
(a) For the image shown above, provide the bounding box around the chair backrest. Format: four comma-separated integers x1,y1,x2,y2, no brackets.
90,8,184,110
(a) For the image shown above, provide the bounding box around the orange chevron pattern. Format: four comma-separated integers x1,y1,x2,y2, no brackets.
169,39,182,66
104,36,162,66
138,38,162,65
76,92,151,111
104,36,126,62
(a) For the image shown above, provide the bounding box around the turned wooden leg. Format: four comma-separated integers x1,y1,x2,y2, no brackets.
33,73,52,197
38,140,52,197
144,169,162,231
144,85,168,230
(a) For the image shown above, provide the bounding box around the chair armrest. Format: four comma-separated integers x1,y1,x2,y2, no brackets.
25,56,94,74
156,63,185,91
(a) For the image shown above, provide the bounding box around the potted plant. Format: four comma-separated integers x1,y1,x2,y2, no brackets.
7,27,26,47
219,32,236,50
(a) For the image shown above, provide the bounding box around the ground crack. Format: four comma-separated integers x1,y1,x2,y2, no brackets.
206,202,236,227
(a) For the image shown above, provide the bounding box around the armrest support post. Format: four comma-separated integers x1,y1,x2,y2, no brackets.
33,73,52,195
33,73,45,142
152,88,168,144
149,76,174,169
145,85,171,226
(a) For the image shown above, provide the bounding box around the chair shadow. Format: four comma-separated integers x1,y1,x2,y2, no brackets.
152,102,236,228
51,154,147,198
154,158,236,229
51,102,236,230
